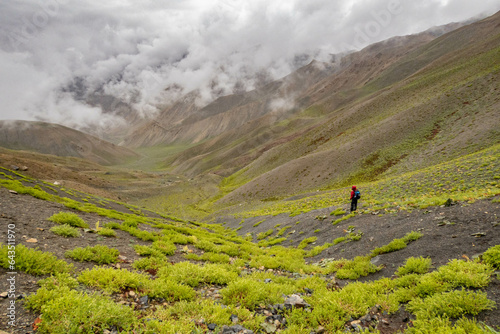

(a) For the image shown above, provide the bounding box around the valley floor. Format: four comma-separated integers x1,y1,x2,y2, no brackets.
0,186,499,333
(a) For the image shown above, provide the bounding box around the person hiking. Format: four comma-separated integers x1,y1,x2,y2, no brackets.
350,186,360,212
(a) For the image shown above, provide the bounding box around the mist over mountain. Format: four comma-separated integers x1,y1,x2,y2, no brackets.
1,0,499,135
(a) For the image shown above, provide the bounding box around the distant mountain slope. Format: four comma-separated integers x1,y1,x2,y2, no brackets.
123,60,337,147
128,22,464,151
215,11,500,203
0,120,138,165
162,11,500,205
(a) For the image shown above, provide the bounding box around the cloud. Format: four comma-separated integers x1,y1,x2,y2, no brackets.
0,0,498,131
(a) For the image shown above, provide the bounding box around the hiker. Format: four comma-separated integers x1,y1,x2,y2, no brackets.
350,186,360,212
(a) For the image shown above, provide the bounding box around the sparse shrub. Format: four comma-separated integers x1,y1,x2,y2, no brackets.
372,238,406,255
253,220,265,227
436,259,493,288
26,288,137,333
402,231,424,243
304,243,333,258
98,228,117,237
133,244,164,258
195,239,219,252
50,224,81,238
66,245,120,264
333,236,347,245
407,290,495,319
276,226,292,236
157,262,238,287
258,237,287,247
153,240,177,256
298,237,317,249
104,222,121,229
482,245,500,269
333,228,363,245
247,247,316,273
78,267,147,293
221,278,295,310
395,273,421,288
332,213,355,225
128,228,157,241
145,278,196,302
406,317,486,334
122,218,139,228
349,232,362,241
396,257,432,276
218,243,241,257
37,272,79,290
186,252,230,264
412,273,451,298
163,231,195,245
257,229,274,240
329,256,381,279
371,231,422,256
330,208,346,216
132,256,171,271
48,212,89,228
147,299,264,333
0,243,73,275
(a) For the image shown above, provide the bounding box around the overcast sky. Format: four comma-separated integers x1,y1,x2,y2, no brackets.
0,0,499,129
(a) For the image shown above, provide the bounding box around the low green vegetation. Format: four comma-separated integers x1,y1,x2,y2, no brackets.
158,261,239,287
277,226,292,236
332,212,355,225
297,236,317,249
239,145,500,218
333,225,363,244
371,231,423,257
0,162,499,332
330,208,346,216
407,289,495,319
48,212,89,228
50,224,81,238
66,245,120,264
221,277,297,310
97,227,117,237
482,245,500,269
78,267,149,294
396,256,432,276
328,256,381,279
25,286,137,333
253,220,265,227
256,229,274,240
0,244,73,276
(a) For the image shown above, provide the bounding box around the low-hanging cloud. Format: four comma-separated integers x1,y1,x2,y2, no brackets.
0,0,498,131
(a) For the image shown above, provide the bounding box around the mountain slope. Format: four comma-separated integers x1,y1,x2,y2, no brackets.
156,12,500,207
123,60,337,147
167,26,463,178
0,120,138,165
216,12,500,203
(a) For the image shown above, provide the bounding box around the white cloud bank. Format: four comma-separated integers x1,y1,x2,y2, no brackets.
0,0,498,129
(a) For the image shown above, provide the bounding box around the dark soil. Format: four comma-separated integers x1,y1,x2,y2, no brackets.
0,186,499,333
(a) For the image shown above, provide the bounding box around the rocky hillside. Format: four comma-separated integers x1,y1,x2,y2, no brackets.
167,11,500,204
0,120,138,166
